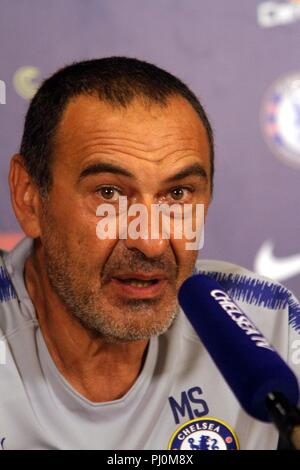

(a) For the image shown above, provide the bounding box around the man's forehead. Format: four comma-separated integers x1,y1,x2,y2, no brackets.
53,94,210,170
57,94,206,140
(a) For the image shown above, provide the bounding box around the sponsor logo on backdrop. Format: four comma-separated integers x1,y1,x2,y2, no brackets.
258,0,300,28
254,240,300,281
13,66,40,100
261,72,300,168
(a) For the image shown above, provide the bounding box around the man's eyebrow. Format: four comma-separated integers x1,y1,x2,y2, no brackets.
78,162,134,181
163,163,208,183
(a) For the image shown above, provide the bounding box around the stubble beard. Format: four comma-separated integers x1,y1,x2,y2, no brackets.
41,212,180,343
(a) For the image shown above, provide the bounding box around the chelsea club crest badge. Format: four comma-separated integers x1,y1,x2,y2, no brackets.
261,72,300,168
168,417,239,450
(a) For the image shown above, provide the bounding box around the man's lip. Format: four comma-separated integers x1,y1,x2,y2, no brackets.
112,272,168,281
110,278,168,298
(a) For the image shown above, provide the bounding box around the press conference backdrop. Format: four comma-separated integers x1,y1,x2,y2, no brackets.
0,0,299,297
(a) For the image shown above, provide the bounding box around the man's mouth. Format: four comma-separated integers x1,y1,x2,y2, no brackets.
110,272,168,298
116,278,159,287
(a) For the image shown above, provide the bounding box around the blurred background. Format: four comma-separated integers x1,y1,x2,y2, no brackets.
0,0,299,296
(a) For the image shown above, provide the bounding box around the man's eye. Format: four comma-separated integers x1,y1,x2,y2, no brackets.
96,186,121,201
169,187,193,201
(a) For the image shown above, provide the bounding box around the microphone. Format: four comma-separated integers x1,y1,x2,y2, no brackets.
178,273,300,448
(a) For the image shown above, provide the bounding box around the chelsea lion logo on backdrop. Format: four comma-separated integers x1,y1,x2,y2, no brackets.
261,72,300,168
168,417,239,450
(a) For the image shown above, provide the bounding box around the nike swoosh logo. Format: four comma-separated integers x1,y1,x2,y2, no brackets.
254,240,300,282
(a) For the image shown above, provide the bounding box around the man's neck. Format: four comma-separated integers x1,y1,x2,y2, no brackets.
24,250,149,403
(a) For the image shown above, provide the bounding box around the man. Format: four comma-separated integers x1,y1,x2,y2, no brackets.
0,57,299,450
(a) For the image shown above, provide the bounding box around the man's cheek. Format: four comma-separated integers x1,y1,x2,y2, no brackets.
92,238,119,270
172,237,198,262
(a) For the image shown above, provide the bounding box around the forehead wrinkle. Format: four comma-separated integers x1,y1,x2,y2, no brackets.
74,132,203,162
66,120,203,150
77,136,176,156
79,146,204,166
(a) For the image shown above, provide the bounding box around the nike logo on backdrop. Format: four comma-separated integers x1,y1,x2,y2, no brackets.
254,240,300,282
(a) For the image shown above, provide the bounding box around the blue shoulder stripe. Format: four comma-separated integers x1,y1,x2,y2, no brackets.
0,266,17,303
197,269,300,333
288,295,300,333
198,270,289,310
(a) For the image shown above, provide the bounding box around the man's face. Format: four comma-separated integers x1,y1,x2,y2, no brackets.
38,94,211,342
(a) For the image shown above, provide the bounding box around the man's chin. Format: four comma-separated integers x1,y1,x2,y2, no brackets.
73,302,179,343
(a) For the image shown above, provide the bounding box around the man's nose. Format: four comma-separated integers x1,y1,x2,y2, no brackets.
124,236,169,259
121,201,170,258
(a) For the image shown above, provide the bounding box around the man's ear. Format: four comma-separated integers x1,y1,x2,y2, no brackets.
9,154,43,238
